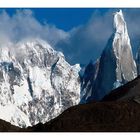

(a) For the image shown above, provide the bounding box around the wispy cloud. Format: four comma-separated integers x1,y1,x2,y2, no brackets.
0,9,140,65
55,9,115,64
0,9,69,46
55,8,140,64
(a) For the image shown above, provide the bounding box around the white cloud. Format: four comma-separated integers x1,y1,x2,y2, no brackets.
0,9,69,47
0,9,139,65
55,9,115,64
55,9,140,64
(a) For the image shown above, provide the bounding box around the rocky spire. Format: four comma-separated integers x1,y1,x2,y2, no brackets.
81,10,137,102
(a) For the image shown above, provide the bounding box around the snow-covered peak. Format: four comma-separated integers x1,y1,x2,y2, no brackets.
0,38,81,127
114,10,127,35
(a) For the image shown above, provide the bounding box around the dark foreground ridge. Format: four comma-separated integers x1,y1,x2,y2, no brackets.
26,101,140,132
1,76,140,132
0,119,22,132
103,75,140,102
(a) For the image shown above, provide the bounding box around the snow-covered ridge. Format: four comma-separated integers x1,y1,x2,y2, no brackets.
0,38,81,127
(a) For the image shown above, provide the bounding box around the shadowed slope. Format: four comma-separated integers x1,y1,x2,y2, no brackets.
103,76,140,102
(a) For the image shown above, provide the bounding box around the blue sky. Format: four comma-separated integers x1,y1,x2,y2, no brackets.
0,8,140,65
4,8,108,31
1,8,108,31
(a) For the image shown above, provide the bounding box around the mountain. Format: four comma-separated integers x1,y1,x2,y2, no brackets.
0,9,139,131
0,38,81,128
81,10,137,102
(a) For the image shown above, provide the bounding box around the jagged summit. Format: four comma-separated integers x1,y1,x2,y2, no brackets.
0,38,81,128
113,10,128,35
81,10,137,101
112,10,137,82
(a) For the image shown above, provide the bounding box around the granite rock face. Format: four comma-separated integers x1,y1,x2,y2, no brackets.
81,10,137,102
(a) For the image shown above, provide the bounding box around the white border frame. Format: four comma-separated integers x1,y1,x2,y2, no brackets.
0,0,140,8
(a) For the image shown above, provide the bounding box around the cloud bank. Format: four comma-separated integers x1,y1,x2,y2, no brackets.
0,9,69,46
